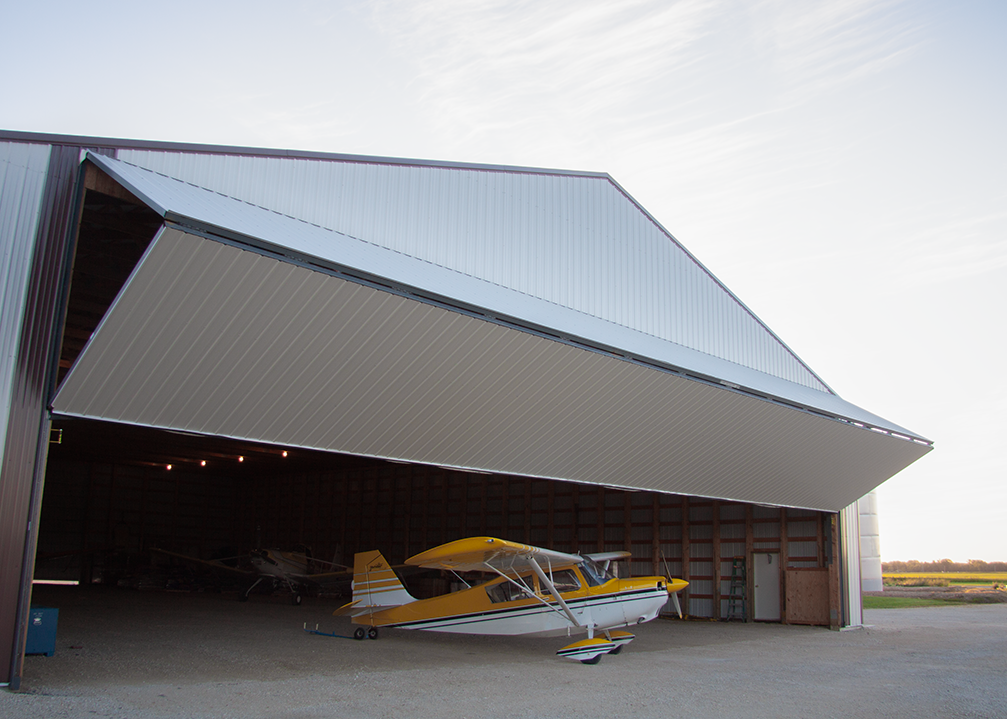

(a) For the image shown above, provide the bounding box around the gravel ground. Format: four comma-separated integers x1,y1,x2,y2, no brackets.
2,585,1005,719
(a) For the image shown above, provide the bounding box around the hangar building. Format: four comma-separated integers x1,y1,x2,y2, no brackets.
0,131,931,687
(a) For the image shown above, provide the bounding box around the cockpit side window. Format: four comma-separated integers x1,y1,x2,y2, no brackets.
579,558,616,587
545,569,581,593
486,574,535,603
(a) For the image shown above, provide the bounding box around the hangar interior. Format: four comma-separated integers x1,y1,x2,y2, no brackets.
38,417,836,626
0,131,931,688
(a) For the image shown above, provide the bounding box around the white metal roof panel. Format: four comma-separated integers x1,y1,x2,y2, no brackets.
83,152,925,440
53,227,928,511
114,148,831,392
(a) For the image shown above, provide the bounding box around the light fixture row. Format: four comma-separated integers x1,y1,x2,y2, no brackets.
165,449,288,470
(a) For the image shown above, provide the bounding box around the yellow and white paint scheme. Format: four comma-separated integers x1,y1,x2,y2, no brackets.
336,537,688,664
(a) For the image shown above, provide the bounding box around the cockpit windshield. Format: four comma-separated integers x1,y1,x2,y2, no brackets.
579,557,616,587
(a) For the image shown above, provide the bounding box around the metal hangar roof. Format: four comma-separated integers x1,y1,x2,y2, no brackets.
50,146,931,512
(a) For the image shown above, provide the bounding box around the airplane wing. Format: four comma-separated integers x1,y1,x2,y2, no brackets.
405,537,583,575
301,569,354,582
152,548,255,576
582,550,631,563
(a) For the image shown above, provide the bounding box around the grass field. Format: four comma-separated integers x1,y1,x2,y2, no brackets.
884,572,1007,586
863,595,967,609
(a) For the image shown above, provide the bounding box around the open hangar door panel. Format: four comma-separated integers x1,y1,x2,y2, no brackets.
52,224,927,514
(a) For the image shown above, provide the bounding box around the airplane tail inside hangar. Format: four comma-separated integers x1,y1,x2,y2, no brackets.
0,131,931,687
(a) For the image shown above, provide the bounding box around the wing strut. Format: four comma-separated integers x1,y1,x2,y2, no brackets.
482,563,579,628
527,557,581,629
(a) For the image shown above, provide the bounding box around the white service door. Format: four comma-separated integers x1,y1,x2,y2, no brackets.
753,552,781,621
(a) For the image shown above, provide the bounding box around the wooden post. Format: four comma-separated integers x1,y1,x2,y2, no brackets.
79,463,96,584
401,473,410,561
780,508,789,624
524,479,532,544
366,471,374,547
622,491,631,555
651,495,661,577
340,471,349,558
712,500,721,620
460,476,470,539
681,496,690,615
827,512,841,630
592,485,600,551
745,504,754,623
479,477,487,536
500,477,509,539
420,467,429,551
546,482,555,548
816,509,824,567
571,485,580,553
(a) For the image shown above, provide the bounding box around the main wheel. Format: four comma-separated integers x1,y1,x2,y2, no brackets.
353,627,366,641
291,593,302,606
367,627,379,640
581,655,602,665
609,645,622,655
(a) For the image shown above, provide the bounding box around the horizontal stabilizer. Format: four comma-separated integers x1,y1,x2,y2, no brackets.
332,600,361,616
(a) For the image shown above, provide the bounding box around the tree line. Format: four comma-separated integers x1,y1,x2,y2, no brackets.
883,559,1007,573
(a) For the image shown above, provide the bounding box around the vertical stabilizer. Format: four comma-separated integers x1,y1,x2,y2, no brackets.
352,550,416,607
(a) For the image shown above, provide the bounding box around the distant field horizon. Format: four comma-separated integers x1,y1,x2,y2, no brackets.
882,560,1007,572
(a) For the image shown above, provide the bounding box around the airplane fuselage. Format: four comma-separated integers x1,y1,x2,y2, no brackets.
357,572,674,638
250,550,310,581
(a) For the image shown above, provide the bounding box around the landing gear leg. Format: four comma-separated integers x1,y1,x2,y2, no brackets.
240,577,264,602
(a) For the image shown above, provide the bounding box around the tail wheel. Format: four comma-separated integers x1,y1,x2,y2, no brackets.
367,627,379,640
353,627,366,641
291,593,302,606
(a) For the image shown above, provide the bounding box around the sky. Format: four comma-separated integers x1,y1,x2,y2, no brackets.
1,0,1004,562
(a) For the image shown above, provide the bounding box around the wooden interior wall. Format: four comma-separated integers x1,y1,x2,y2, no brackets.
37,458,238,583
242,464,832,624
36,455,834,625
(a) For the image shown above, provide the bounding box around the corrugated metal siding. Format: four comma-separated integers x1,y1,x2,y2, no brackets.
116,149,829,392
0,140,52,685
0,143,80,685
0,142,51,464
841,503,863,626
53,228,930,512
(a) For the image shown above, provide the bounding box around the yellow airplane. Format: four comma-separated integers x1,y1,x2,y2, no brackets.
335,536,688,664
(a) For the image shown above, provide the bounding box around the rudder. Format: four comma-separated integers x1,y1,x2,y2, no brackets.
352,549,416,608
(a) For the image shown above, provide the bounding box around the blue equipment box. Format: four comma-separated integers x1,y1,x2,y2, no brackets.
25,606,58,657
